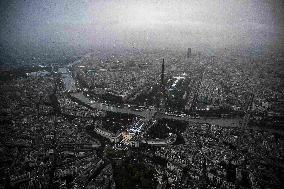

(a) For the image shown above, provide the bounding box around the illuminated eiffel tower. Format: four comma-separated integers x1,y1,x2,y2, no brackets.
159,59,166,111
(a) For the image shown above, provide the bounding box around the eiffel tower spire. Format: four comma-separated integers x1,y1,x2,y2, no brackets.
159,59,166,110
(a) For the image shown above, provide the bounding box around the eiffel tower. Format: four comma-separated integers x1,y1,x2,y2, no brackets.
159,59,166,111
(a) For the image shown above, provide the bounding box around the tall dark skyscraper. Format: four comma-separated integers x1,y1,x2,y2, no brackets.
187,48,192,58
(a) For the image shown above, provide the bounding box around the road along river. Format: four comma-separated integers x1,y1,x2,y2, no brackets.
59,63,252,129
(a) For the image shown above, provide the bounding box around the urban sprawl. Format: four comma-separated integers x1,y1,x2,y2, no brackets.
0,49,283,189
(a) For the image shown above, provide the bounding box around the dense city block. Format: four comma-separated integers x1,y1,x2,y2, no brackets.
1,48,283,188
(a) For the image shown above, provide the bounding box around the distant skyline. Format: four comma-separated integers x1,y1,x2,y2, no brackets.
0,0,283,54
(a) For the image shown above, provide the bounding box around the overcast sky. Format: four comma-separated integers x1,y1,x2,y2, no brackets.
0,0,283,53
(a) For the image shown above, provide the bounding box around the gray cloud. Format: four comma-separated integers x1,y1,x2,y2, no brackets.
0,0,283,52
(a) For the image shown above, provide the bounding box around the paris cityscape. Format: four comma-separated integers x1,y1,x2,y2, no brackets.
0,0,284,189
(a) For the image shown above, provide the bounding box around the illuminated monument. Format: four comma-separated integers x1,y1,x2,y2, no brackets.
159,59,166,110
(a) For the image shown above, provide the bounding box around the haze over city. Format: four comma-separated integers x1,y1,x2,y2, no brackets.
0,0,283,54
0,1,284,189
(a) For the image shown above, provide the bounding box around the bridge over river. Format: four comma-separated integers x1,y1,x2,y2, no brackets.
69,92,242,127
